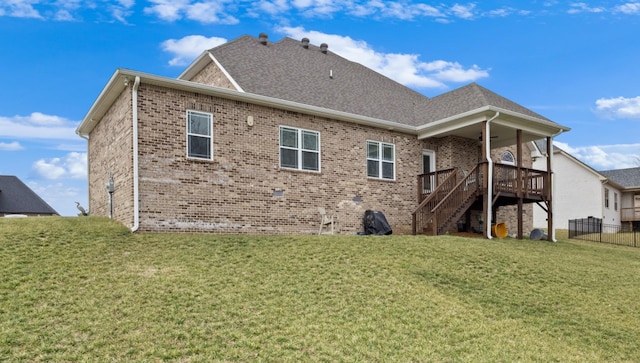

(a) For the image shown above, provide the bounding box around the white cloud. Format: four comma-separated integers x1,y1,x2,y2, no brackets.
32,152,87,180
554,141,640,170
0,0,42,18
568,2,605,14
0,141,23,151
595,96,640,120
256,0,290,15
450,3,476,19
186,2,239,24
353,1,442,20
278,26,489,88
0,112,78,140
144,0,189,21
161,35,228,66
615,2,640,14
422,60,490,82
144,0,238,24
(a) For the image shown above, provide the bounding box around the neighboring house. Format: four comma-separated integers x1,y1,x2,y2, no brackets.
77,33,569,238
532,142,640,231
600,167,640,230
0,175,59,216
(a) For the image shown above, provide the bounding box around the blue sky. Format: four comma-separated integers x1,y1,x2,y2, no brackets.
1,1,639,216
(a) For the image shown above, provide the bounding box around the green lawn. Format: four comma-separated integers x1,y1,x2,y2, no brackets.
2,217,640,362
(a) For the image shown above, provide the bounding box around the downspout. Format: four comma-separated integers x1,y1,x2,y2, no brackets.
131,76,141,232
485,111,500,239
77,133,90,215
548,129,563,242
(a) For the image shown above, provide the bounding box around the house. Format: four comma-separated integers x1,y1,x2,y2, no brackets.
599,167,640,230
0,175,59,216
532,142,623,230
76,33,569,238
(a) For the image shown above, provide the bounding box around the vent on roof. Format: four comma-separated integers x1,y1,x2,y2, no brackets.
320,43,328,53
259,33,268,45
301,38,310,48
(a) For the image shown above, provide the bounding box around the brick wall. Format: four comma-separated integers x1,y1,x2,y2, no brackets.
188,60,236,89
128,83,426,234
87,69,538,235
88,87,136,228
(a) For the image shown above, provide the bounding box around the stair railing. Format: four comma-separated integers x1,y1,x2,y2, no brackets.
431,164,481,235
412,168,459,235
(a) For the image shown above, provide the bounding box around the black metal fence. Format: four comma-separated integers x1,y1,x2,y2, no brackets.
569,218,639,247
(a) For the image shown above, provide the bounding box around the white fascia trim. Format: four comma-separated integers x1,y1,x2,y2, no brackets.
77,69,125,136
416,105,571,139
177,51,211,80
78,69,416,136
209,54,244,92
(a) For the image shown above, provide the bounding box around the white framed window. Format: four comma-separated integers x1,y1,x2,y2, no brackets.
605,188,610,209
186,110,213,160
279,126,320,171
367,141,395,180
501,151,515,165
614,192,618,211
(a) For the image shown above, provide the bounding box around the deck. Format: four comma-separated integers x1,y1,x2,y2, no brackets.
413,163,550,236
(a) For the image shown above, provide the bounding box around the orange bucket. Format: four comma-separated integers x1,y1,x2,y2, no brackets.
491,223,508,238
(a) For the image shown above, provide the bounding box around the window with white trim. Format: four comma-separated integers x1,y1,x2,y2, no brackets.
605,188,610,209
187,110,213,160
279,126,320,171
614,192,618,211
501,151,515,165
367,141,395,180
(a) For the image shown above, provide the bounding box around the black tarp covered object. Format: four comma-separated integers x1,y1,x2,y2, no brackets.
363,210,392,235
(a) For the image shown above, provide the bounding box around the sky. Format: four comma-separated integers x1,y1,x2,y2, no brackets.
1,1,640,216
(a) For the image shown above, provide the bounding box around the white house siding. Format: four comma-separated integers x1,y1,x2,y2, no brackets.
533,152,606,230
602,185,623,226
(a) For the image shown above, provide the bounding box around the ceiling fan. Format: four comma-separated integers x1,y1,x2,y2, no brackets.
478,133,498,141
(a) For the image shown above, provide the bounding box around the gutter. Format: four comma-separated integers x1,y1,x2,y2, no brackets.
485,111,500,239
131,76,140,232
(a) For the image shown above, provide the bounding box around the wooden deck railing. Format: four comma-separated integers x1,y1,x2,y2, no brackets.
417,168,458,202
414,163,550,235
412,168,459,235
621,208,640,222
431,164,481,235
492,164,548,198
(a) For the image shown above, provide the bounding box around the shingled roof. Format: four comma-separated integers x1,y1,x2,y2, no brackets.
0,175,58,215
424,83,552,123
600,167,640,188
208,35,432,126
208,34,557,128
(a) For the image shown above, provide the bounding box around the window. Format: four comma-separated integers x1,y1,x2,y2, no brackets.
614,192,618,211
501,151,515,165
279,126,320,171
187,110,213,160
367,141,395,180
605,188,610,209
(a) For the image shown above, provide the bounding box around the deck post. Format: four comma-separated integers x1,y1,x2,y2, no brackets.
546,137,554,241
516,130,523,239
482,121,489,238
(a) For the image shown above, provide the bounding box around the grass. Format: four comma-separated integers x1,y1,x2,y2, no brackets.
2,217,640,362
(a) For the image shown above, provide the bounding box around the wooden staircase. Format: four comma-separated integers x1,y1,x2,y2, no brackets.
412,165,481,235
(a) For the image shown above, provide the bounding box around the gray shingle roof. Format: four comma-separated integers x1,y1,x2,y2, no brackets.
600,167,640,188
0,175,58,215
209,35,431,126
208,34,558,128
424,83,551,123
